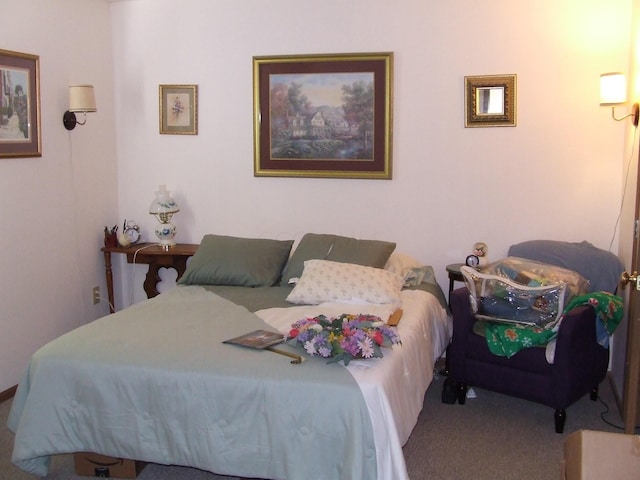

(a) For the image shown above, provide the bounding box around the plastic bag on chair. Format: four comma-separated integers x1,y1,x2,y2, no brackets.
461,265,567,327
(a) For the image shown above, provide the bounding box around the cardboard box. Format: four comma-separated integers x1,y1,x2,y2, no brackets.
563,430,640,480
73,452,146,478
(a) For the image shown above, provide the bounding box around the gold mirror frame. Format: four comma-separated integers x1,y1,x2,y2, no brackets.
465,74,516,128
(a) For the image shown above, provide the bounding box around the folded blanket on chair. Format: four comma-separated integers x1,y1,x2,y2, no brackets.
479,291,623,358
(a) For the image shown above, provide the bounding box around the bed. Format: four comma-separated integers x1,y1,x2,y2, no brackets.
8,233,451,480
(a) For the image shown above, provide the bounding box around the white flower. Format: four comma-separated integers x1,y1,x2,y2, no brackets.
304,339,317,355
310,324,323,332
358,337,375,359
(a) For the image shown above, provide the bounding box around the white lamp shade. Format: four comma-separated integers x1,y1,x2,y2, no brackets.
69,85,97,112
600,73,627,106
149,184,180,214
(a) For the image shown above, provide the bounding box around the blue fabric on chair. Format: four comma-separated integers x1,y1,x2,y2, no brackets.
508,240,624,293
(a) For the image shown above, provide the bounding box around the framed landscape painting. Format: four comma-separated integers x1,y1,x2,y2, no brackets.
0,49,41,158
253,52,393,179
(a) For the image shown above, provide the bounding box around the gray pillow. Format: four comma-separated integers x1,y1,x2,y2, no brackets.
179,234,293,287
280,233,396,285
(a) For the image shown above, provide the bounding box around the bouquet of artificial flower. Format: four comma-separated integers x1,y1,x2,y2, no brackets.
287,313,401,365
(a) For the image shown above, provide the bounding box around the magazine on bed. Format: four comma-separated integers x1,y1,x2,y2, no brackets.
223,330,285,349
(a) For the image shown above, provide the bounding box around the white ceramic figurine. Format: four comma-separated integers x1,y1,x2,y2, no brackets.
473,242,489,266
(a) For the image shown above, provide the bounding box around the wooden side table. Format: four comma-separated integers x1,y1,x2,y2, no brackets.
101,243,199,313
446,263,465,304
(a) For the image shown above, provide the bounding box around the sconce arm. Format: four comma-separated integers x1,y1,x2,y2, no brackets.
611,103,639,127
63,111,88,130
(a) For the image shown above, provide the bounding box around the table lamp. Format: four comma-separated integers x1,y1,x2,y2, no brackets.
149,185,180,249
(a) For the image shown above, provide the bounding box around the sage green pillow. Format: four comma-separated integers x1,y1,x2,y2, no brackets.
280,233,396,285
179,234,294,287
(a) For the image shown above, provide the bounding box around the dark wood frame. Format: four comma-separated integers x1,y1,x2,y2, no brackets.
0,49,41,158
253,52,393,179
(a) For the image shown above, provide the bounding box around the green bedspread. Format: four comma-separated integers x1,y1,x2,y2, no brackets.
8,286,376,479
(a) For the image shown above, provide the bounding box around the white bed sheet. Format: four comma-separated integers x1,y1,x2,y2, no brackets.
256,289,452,480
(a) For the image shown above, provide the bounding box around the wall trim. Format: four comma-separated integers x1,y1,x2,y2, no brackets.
0,385,17,403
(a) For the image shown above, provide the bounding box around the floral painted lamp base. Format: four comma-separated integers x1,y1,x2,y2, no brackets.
154,221,177,248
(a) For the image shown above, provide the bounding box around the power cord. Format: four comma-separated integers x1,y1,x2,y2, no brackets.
608,125,639,251
67,131,93,322
127,243,162,307
598,396,640,433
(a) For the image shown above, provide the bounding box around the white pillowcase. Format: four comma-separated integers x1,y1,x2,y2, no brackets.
384,252,423,275
384,252,433,287
286,259,404,306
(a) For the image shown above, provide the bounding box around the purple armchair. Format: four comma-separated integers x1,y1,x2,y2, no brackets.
447,287,608,433
444,240,623,433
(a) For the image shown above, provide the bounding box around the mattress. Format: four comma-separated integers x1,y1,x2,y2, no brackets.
8,283,451,480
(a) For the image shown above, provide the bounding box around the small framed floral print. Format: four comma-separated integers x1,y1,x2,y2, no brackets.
159,84,197,135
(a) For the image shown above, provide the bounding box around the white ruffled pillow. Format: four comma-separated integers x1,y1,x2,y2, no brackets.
286,259,404,306
384,252,432,287
384,252,422,275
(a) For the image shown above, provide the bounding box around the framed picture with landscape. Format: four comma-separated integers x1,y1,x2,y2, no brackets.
253,52,393,179
159,84,198,135
0,49,41,158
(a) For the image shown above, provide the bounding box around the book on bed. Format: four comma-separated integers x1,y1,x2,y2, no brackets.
223,329,285,349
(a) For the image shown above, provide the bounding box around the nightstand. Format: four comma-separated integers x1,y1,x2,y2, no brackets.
441,263,466,383
101,243,199,313
445,263,465,303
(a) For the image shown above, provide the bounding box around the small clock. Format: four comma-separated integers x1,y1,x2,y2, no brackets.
123,221,141,244
465,254,480,267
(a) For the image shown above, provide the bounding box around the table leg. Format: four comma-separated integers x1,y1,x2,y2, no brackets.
103,250,115,313
143,263,162,299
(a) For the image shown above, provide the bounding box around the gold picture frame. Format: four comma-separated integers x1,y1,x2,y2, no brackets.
0,48,41,158
465,74,516,128
253,52,393,179
159,84,198,135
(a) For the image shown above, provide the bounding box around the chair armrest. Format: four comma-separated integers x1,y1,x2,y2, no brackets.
552,303,609,402
553,303,606,372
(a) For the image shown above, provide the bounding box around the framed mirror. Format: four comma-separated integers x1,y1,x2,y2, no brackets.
465,74,516,127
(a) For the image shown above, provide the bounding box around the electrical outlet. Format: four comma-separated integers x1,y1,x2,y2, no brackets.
92,286,100,305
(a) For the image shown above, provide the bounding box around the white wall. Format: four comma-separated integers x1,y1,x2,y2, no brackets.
0,0,117,392
110,0,632,306
0,0,633,393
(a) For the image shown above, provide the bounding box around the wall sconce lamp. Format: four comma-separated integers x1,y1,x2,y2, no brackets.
600,73,639,127
63,85,97,130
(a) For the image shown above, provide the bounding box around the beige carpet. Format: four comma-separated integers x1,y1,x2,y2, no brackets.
0,372,624,480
